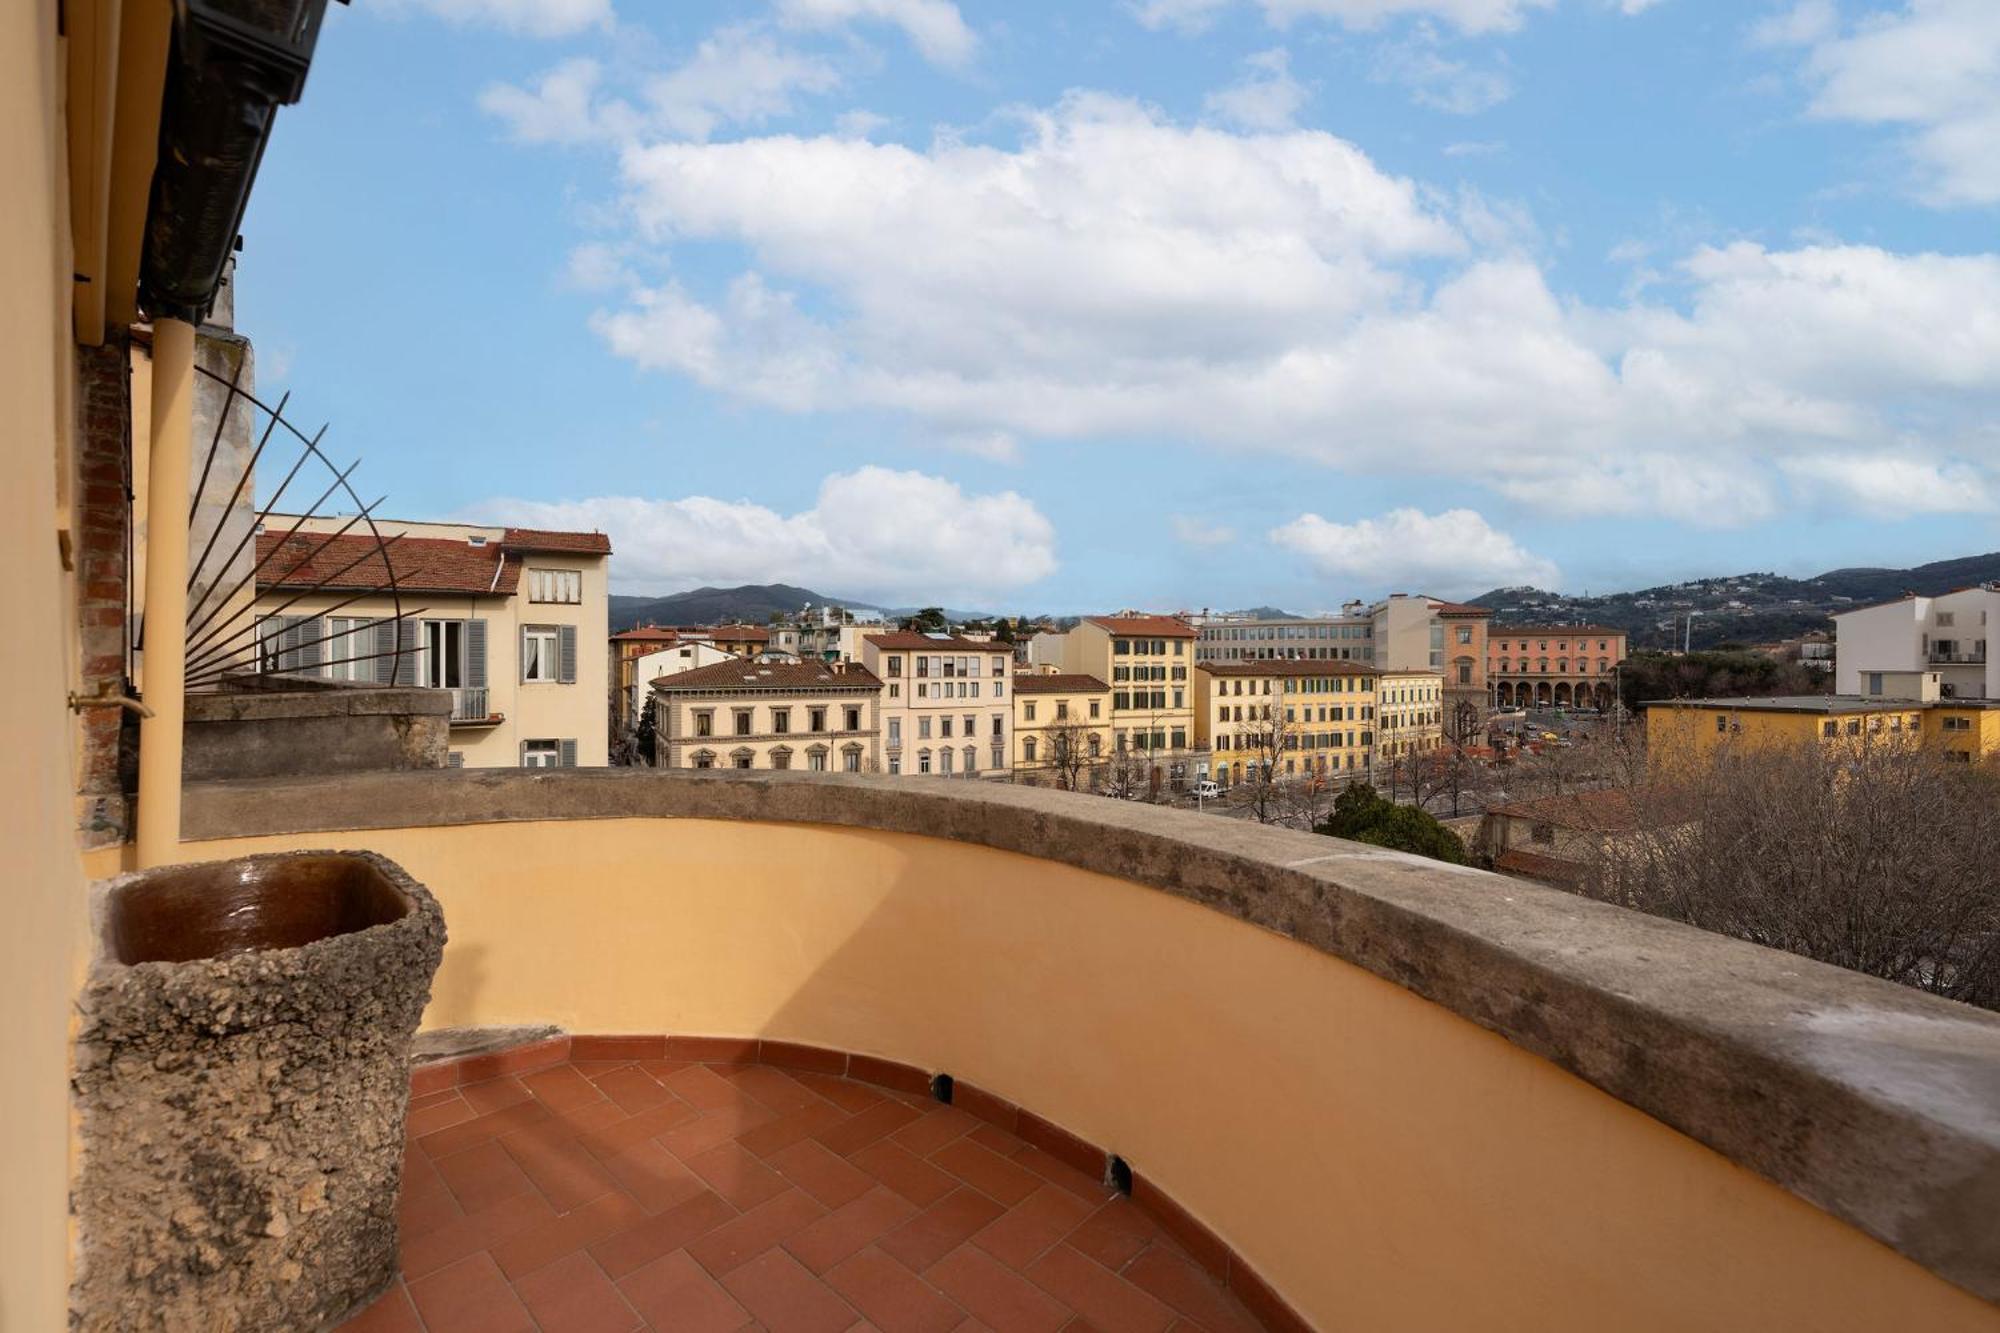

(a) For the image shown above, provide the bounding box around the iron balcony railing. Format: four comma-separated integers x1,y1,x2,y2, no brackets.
1929,651,1987,665
450,687,491,723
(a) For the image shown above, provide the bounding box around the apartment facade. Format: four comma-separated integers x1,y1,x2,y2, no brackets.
1192,613,1375,664
652,659,882,771
250,518,611,767
1369,595,1491,733
1376,669,1447,762
1643,695,2000,767
1487,625,1628,712
1012,673,1112,782
611,626,679,722
1195,661,1378,788
1833,586,1999,701
855,632,1013,778
1039,614,1201,782
624,639,735,724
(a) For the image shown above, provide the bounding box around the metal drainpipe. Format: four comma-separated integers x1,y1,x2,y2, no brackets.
136,317,196,868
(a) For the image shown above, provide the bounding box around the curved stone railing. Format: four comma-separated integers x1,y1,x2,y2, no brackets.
175,769,2000,1330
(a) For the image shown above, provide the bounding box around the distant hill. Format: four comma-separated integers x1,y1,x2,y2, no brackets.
1472,551,2000,650
610,584,882,631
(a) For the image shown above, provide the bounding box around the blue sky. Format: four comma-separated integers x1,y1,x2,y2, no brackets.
238,0,2000,613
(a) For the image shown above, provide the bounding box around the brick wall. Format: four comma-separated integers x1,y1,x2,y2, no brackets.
75,338,134,848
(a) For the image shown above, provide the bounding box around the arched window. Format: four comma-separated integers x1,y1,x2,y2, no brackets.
918,748,933,774
730,748,754,770
841,745,862,772
691,749,715,770
963,745,976,773
769,747,792,770
1024,737,1038,763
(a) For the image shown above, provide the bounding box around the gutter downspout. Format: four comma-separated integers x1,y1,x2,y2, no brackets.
136,318,196,867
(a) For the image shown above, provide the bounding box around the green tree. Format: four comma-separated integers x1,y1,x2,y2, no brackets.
900,606,949,633
1317,783,1466,865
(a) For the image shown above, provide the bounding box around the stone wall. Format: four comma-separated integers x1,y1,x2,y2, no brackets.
183,677,452,782
73,337,135,848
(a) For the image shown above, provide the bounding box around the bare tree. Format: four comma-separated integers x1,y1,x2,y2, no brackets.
1230,697,1297,825
1576,738,2000,1010
1040,711,1097,792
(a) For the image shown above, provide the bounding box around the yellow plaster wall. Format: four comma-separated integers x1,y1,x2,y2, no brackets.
179,816,1998,1333
1,3,90,1326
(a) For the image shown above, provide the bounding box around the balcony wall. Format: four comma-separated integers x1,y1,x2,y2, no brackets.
166,770,2000,1333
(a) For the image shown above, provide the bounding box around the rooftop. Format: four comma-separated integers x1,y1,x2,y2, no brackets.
1084,615,1197,639
652,661,882,692
864,632,1009,652
501,528,613,556
1013,673,1110,694
1489,625,1625,637
256,531,519,598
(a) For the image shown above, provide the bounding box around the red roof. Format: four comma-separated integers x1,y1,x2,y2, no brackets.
1085,614,1196,638
502,527,612,556
1197,660,1376,678
255,531,517,597
652,661,882,691
1433,602,1491,617
1013,673,1109,694
703,624,771,641
1493,849,1589,885
612,627,680,643
865,632,1009,652
1489,625,1626,638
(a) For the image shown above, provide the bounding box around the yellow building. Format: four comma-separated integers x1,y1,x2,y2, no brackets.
1012,672,1112,784
652,659,882,771
1377,669,1446,761
248,517,612,768
1195,661,1379,788
1644,695,2000,767
1039,614,1199,781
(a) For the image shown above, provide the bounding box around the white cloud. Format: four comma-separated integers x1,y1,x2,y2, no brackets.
1786,0,2000,205
1270,508,1560,593
1258,0,1555,36
474,467,1057,600
1442,138,1506,156
480,27,840,147
939,429,1022,462
1750,0,1836,48
1172,515,1237,546
1130,0,1235,33
1205,48,1310,130
1373,29,1514,113
389,0,611,37
554,90,2000,527
774,0,977,67
1779,453,1997,516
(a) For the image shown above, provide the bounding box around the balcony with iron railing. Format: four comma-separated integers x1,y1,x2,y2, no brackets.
448,686,496,724
124,768,2000,1333
1929,651,1988,666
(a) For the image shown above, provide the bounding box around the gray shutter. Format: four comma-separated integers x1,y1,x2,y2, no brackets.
295,616,323,672
558,624,577,684
559,738,578,768
372,620,396,684
466,618,487,689
395,620,419,687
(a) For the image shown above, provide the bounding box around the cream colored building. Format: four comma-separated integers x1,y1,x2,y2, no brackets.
624,638,734,725
1012,673,1112,783
248,517,610,767
652,659,882,771
1195,660,1378,788
854,632,1013,778
1376,669,1446,761
1036,614,1200,782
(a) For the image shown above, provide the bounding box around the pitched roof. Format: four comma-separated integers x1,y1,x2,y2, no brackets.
1197,660,1377,678
1493,849,1590,886
652,660,882,692
1433,602,1491,617
611,627,680,643
1013,673,1109,694
864,631,1008,651
1486,788,1647,834
1084,614,1196,638
255,530,517,597
704,624,771,641
502,527,612,556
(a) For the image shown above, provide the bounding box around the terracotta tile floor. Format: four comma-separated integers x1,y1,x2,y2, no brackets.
342,1056,1267,1333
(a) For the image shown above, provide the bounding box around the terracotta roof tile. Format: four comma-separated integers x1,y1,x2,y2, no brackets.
1084,614,1196,638
612,627,681,643
1490,625,1625,637
502,527,612,555
1013,673,1109,694
255,531,517,597
865,631,1009,651
1493,849,1589,885
652,661,883,691
1433,602,1492,617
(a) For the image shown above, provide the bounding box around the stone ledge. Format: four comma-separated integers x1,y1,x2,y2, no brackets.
179,767,2000,1307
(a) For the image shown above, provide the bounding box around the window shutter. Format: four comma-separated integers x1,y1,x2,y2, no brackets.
372,620,397,684
466,619,487,689
395,620,419,686
519,740,529,767
560,738,578,768
295,616,323,672
558,625,577,684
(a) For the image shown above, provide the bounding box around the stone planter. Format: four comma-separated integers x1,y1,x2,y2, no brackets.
72,850,445,1332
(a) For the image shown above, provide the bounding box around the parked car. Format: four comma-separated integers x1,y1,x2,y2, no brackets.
1190,780,1223,801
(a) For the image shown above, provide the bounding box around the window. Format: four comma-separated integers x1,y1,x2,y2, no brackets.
1938,612,1956,627
1089,699,1100,719
939,747,954,775
522,739,560,769
808,748,828,772
771,748,792,770
527,567,582,604
734,710,753,737
323,616,373,681
1867,672,1883,696
772,708,791,734
523,626,559,682
918,749,932,773
1457,626,1471,644
845,707,861,731
919,716,932,740
963,714,975,737
887,655,903,677
889,756,901,774
733,751,754,769
694,710,714,737
941,717,954,739
964,746,977,773
992,715,1003,737
810,707,827,732
842,747,862,772
1025,737,1038,763
692,750,715,769
421,620,465,689
1025,701,1038,722
888,718,902,745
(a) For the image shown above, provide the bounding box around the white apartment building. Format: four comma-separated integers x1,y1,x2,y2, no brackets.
249,517,611,767
626,639,736,724
1191,612,1375,664
854,632,1013,777
1833,586,2000,700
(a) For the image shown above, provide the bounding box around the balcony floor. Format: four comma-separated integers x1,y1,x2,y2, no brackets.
343,1055,1262,1333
